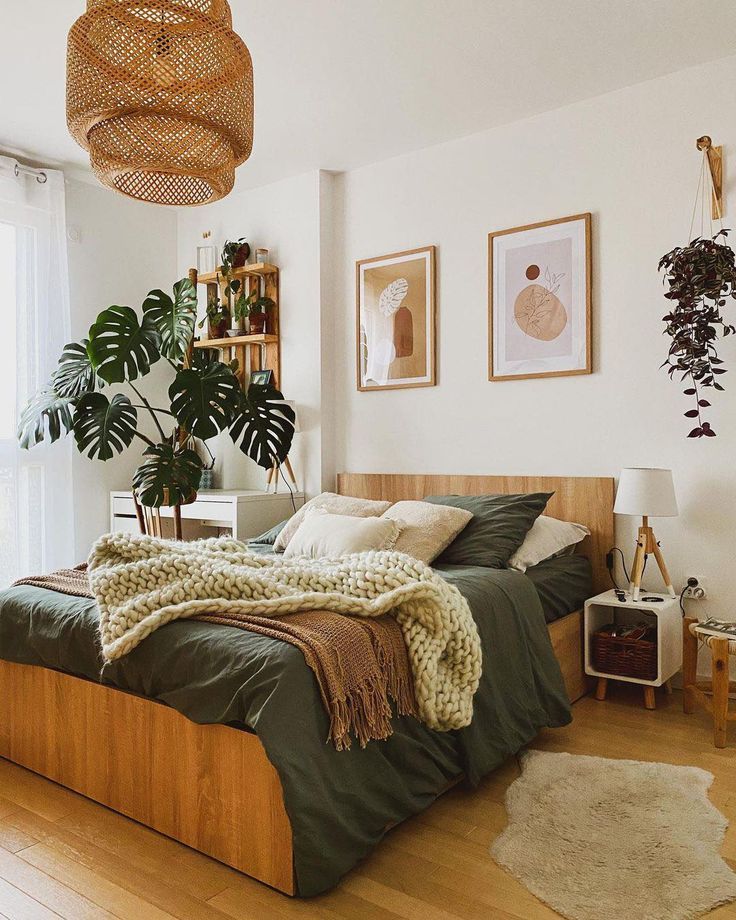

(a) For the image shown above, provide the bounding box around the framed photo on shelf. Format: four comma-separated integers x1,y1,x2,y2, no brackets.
488,213,591,381
356,246,436,391
250,369,273,386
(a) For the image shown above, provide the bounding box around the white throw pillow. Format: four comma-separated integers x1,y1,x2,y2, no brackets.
507,515,590,573
283,509,401,559
274,492,392,552
381,500,473,565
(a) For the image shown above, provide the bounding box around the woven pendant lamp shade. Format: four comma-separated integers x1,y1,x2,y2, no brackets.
67,0,253,207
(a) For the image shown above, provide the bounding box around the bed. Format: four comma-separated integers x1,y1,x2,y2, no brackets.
0,472,614,896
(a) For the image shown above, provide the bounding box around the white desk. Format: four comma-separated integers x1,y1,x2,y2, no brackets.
110,490,304,541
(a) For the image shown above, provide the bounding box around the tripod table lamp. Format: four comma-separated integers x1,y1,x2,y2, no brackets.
613,467,678,601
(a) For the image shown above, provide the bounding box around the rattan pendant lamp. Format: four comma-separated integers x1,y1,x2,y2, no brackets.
66,0,253,206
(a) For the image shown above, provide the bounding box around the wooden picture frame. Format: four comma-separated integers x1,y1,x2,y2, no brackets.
356,246,436,391
488,213,592,381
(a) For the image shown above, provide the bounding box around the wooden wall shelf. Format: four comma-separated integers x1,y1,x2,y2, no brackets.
196,263,278,284
189,263,281,389
195,334,278,348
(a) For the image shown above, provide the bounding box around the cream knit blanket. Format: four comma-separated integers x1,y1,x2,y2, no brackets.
88,533,482,732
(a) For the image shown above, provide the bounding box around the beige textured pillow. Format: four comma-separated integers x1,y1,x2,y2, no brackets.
274,492,391,551
381,500,473,565
283,510,401,559
508,515,590,572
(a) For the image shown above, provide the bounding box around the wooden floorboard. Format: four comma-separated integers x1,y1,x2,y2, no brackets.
1,686,735,919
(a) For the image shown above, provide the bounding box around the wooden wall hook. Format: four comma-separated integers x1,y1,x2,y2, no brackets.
696,135,724,220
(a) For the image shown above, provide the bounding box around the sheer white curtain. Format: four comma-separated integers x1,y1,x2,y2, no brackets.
0,157,74,585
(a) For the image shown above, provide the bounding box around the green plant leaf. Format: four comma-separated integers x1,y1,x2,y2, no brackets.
132,443,203,507
51,340,98,398
229,385,295,469
88,305,161,384
169,359,242,440
17,385,75,449
142,279,197,362
73,392,137,461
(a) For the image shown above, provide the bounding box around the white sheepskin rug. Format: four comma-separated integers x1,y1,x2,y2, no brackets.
492,750,736,920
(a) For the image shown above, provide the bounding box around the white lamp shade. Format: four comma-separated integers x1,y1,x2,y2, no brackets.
614,468,678,518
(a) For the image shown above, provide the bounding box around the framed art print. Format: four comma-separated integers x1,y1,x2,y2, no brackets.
488,213,591,381
356,246,436,391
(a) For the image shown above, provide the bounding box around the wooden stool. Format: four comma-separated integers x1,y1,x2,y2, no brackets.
683,617,736,748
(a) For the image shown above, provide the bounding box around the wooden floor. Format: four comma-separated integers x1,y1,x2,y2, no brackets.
0,686,735,919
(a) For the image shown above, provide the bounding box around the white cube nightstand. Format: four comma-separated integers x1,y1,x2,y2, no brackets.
584,589,683,710
110,489,304,541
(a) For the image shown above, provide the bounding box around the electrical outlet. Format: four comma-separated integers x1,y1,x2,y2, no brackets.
683,576,707,599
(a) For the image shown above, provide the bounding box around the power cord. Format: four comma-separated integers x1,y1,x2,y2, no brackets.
274,460,298,515
606,547,631,590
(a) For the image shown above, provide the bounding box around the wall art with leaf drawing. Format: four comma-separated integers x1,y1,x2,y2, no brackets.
488,213,591,381
356,246,436,391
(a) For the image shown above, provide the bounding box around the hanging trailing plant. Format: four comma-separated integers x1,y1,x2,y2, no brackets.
659,229,736,437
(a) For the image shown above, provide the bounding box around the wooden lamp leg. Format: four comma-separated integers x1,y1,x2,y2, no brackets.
283,456,298,489
650,538,676,598
630,524,647,601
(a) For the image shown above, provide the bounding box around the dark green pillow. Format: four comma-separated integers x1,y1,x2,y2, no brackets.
248,519,287,547
425,493,553,568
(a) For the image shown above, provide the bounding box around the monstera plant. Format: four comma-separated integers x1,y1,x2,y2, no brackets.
17,278,295,506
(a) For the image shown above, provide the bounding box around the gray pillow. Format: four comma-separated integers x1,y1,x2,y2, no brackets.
425,493,553,568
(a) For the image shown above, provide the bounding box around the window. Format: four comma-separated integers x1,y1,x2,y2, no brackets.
0,159,73,585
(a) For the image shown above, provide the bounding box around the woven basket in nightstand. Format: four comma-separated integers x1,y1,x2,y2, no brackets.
592,627,657,681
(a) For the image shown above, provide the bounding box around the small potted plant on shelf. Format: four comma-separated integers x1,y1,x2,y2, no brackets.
230,288,275,335
230,279,249,333
247,294,275,335
198,285,230,339
221,238,251,275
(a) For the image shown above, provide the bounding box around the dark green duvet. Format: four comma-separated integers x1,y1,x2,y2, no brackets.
0,556,588,896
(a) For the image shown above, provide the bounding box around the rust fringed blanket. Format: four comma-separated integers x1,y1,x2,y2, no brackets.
14,564,415,750
15,534,483,750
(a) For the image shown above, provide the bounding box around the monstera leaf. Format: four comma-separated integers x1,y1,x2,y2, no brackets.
73,392,137,461
51,340,98,398
229,385,295,469
132,443,203,507
142,279,197,362
169,358,242,440
17,385,75,449
88,305,160,384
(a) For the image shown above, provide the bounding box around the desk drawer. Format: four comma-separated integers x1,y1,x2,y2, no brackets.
112,496,233,524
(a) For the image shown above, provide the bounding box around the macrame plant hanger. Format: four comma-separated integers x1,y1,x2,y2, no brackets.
690,135,725,241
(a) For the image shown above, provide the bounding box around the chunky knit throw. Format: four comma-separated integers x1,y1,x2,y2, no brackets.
87,533,483,733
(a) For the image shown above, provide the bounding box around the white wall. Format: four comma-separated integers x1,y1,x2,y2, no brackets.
65,178,177,559
328,54,736,622
176,170,325,498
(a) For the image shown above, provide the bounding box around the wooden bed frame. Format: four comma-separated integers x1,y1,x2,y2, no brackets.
0,472,614,896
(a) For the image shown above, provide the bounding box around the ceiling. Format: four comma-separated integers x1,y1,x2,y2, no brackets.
3,1,736,192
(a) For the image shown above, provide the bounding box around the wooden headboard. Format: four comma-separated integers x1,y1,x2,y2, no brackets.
336,473,615,594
